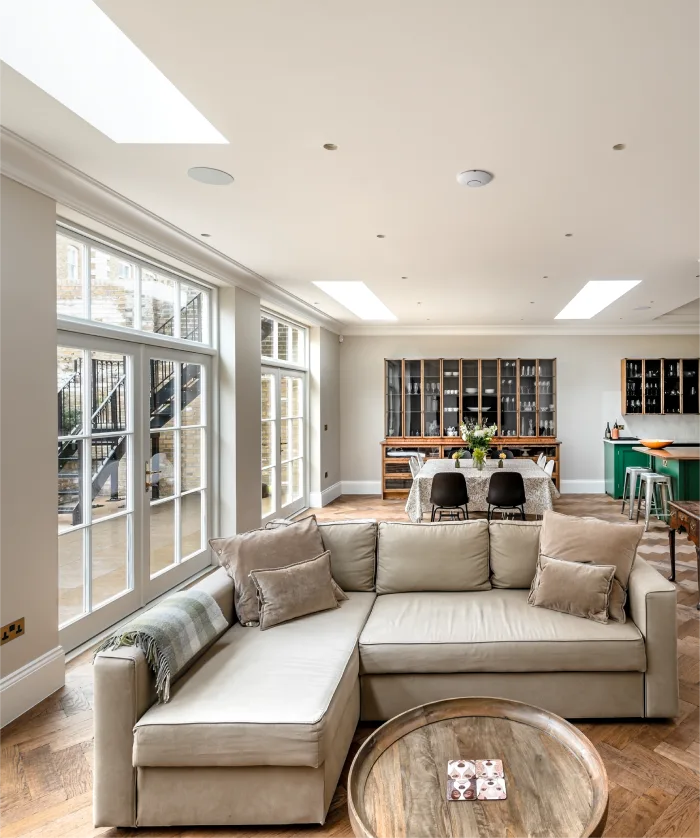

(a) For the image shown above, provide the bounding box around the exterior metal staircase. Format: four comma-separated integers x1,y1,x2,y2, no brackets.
57,294,203,525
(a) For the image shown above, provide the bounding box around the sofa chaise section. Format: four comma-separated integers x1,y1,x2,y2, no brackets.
94,567,375,827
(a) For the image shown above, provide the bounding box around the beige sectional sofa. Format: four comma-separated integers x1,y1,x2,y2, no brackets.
93,519,678,828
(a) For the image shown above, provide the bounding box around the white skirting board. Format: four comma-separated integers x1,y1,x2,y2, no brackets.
340,481,383,495
560,480,606,494
0,646,65,727
308,481,342,508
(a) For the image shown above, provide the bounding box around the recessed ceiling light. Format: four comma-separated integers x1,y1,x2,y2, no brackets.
634,305,651,310
565,233,573,237
401,276,407,279
543,276,548,279
322,143,338,151
376,234,385,238
555,280,641,319
612,143,626,151
456,170,493,187
530,301,535,304
0,0,227,143
188,167,234,185
312,281,396,321
200,233,211,237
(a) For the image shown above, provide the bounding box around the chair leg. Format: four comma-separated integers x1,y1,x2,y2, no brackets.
621,470,629,515
628,471,638,520
644,479,653,532
465,505,469,520
431,506,436,522
487,505,492,521
520,506,525,520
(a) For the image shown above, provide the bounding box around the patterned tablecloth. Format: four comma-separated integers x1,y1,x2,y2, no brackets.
405,458,560,522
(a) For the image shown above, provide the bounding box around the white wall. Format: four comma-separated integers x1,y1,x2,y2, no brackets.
309,327,341,506
339,334,700,493
0,177,64,725
218,286,262,535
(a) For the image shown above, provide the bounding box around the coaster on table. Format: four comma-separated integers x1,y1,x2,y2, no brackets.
475,759,503,779
447,778,476,800
448,759,475,780
476,778,507,800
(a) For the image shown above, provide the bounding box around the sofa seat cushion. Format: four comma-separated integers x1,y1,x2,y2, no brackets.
133,592,375,769
359,590,645,675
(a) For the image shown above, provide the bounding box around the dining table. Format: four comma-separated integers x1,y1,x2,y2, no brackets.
405,458,559,522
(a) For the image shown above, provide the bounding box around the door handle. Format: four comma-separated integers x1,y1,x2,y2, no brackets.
145,462,161,490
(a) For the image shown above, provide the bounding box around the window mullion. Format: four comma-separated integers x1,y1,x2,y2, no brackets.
134,264,142,331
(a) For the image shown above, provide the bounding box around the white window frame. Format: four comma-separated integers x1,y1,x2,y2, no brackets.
56,224,220,649
57,221,214,349
260,311,309,521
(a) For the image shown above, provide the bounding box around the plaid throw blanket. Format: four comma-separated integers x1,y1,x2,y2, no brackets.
94,589,228,703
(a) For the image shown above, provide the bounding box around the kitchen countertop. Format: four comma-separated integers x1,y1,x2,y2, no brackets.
603,438,642,444
633,446,700,461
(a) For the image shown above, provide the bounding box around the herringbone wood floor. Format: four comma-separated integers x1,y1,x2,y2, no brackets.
1,495,698,837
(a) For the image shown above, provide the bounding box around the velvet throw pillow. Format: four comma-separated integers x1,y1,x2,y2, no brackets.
250,551,340,630
528,554,616,624
210,515,325,625
539,510,643,623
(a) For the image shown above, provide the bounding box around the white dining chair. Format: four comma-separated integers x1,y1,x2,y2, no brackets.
536,453,546,468
544,459,555,478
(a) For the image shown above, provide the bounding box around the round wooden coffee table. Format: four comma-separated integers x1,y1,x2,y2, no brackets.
348,697,608,838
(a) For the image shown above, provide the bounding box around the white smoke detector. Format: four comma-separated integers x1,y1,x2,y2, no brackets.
456,170,493,187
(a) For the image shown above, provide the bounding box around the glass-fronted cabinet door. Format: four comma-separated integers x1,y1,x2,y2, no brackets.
663,359,681,414
682,359,699,414
385,360,403,437
461,360,479,434
500,359,517,437
423,359,441,437
624,359,643,414
520,359,537,436
404,360,422,437
538,359,556,436
644,359,661,414
481,360,498,430
442,359,460,437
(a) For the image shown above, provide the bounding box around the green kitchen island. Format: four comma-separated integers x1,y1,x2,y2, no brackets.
633,446,700,501
604,439,651,499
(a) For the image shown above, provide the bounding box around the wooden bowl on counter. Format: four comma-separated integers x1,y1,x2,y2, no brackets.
639,439,674,449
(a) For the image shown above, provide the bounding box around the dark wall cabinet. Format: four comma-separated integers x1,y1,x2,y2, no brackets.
622,358,699,415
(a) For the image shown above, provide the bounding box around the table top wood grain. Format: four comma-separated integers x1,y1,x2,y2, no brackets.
348,697,608,838
632,446,700,460
669,499,700,518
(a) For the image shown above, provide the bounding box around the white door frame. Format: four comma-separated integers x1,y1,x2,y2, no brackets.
261,365,308,523
57,332,213,650
143,346,212,601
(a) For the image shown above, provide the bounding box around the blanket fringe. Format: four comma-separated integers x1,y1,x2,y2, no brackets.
94,631,172,702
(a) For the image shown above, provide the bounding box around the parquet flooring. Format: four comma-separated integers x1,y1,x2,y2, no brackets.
1,494,698,837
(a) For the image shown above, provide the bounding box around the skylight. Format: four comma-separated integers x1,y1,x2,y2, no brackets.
313,282,397,321
0,0,227,144
555,280,641,319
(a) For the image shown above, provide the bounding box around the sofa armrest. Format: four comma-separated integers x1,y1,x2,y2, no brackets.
93,647,155,827
628,557,678,718
190,566,235,625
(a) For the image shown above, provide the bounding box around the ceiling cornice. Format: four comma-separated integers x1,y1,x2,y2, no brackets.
0,127,342,333
341,323,700,337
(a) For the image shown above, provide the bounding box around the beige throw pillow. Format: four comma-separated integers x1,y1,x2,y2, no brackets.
539,510,643,623
250,551,339,630
528,554,616,624
489,520,541,589
210,515,325,625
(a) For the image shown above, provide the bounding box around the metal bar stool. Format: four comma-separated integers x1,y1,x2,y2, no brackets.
635,472,674,532
621,466,652,520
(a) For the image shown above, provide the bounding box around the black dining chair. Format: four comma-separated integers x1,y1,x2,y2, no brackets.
501,449,515,459
430,472,469,521
486,471,526,520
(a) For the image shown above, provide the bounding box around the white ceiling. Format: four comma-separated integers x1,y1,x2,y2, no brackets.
1,0,698,331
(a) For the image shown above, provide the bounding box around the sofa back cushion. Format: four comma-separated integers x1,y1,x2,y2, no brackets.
489,520,541,588
210,515,325,625
318,520,376,591
376,520,490,594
